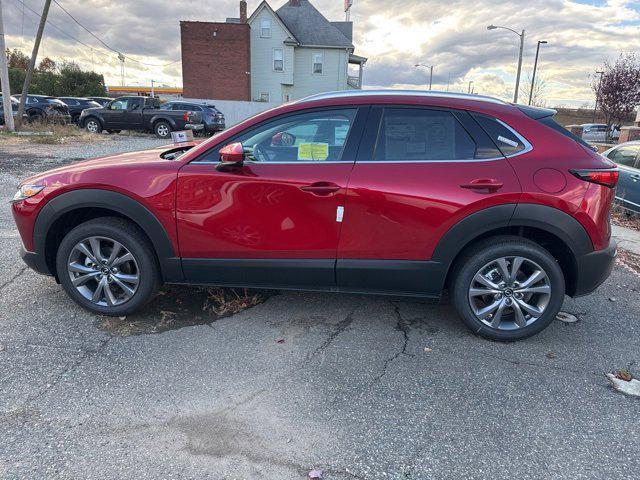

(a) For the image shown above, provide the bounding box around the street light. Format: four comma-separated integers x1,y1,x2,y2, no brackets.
593,70,604,122
487,24,525,103
415,64,435,90
529,40,548,105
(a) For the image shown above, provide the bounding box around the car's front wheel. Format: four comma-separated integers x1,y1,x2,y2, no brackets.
451,236,565,341
56,217,160,316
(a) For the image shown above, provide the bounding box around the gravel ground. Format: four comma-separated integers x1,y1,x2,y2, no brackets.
0,136,639,480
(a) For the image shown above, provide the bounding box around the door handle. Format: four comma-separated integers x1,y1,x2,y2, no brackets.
460,178,504,192
631,174,639,181
300,182,341,196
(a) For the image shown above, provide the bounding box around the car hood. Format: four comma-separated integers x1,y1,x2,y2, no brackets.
21,142,200,187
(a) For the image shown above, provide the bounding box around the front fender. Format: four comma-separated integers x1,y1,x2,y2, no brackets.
33,189,183,282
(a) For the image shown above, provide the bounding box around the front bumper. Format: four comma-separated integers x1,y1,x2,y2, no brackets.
572,239,617,297
20,245,52,277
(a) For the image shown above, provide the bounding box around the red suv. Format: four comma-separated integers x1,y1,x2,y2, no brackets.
11,91,618,341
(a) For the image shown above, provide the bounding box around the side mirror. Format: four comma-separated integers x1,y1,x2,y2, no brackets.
216,142,245,171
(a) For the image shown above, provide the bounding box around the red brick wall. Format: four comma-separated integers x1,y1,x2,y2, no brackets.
181,22,250,101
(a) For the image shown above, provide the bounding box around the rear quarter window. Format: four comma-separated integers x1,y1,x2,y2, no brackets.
471,113,528,156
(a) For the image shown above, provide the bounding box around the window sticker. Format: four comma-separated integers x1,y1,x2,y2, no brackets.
497,135,519,148
298,143,329,161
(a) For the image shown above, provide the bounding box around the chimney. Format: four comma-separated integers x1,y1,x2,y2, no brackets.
240,0,247,23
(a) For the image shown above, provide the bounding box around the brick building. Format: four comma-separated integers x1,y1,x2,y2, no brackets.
181,0,366,103
180,1,251,100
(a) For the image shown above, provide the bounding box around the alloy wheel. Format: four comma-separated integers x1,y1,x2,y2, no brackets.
156,124,169,137
468,256,551,330
86,120,99,133
67,236,140,307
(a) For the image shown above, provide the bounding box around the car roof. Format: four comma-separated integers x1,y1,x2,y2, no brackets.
297,89,509,106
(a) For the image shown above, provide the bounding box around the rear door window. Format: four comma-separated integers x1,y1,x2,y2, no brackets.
374,108,477,161
608,146,640,168
471,113,528,156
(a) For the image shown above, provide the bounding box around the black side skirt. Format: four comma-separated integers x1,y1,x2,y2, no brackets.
179,258,445,298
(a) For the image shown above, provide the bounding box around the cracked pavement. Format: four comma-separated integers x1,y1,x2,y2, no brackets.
1,137,639,479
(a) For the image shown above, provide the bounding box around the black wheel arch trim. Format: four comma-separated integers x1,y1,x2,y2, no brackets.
33,189,183,282
431,203,594,291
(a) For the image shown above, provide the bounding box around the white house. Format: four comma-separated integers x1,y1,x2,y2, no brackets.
245,0,366,103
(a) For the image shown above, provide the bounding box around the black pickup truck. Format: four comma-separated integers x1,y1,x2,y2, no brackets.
79,96,204,139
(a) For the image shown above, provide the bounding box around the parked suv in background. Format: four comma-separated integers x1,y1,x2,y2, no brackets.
0,94,28,125
602,141,640,213
57,97,103,124
160,101,226,134
581,123,608,143
79,96,204,138
11,91,618,341
19,94,72,123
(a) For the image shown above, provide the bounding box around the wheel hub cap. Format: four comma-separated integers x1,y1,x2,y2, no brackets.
468,256,551,331
67,236,140,307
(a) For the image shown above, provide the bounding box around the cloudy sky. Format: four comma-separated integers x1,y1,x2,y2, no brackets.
3,0,640,106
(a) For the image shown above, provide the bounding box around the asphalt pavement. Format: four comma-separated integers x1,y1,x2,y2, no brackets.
0,136,638,480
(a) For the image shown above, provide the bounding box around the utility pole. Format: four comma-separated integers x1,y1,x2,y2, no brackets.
487,25,525,103
528,40,547,106
0,0,15,132
514,29,525,103
16,0,52,129
414,64,435,91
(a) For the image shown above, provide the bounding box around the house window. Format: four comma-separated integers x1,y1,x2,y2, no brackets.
260,19,271,38
260,92,270,102
273,48,284,72
312,53,324,74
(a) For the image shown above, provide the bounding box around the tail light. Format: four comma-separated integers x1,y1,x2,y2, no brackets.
182,112,189,121
570,168,619,188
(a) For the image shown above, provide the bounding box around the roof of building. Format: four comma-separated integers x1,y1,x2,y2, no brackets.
275,0,353,48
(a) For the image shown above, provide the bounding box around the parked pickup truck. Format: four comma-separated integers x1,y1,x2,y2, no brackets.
79,96,204,139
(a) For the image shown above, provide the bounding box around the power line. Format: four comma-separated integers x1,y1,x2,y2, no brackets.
51,0,180,67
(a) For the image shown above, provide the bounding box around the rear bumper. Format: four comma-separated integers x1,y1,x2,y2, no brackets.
184,123,204,131
20,245,52,277
572,239,617,297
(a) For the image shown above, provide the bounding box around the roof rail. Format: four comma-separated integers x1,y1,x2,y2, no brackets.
297,89,509,105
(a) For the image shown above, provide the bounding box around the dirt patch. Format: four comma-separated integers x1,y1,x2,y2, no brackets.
612,207,640,231
617,248,640,275
99,286,271,336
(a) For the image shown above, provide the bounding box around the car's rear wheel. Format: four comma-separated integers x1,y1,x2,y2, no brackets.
56,217,159,316
154,121,171,139
84,118,102,134
451,236,565,341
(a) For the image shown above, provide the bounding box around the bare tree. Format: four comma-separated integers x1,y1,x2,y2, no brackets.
592,54,640,138
520,72,549,108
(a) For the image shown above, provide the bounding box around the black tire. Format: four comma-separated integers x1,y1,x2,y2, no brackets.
450,236,565,341
84,117,103,134
154,120,172,139
55,217,160,316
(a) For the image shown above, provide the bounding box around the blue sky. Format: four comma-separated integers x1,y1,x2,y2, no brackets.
3,0,640,107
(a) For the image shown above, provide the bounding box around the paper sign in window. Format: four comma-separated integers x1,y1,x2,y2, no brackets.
298,143,329,161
